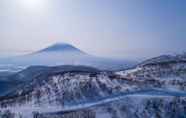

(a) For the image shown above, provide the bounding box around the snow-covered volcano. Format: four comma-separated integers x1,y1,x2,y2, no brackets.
0,43,135,71
38,43,85,54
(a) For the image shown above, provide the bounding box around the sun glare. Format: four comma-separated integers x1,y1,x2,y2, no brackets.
19,0,47,12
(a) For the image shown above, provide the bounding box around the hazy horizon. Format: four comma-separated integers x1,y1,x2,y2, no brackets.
0,0,185,60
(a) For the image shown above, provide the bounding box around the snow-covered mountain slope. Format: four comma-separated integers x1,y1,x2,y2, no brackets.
63,95,186,118
35,54,186,118
1,54,186,118
116,54,186,92
139,54,186,67
0,43,136,71
0,65,100,97
0,71,134,105
0,68,137,117
0,63,186,118
117,54,186,79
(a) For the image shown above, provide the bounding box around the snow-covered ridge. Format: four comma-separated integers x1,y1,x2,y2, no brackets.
116,54,186,80
139,54,186,67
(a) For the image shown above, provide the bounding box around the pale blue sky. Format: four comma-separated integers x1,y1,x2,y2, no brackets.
0,0,185,60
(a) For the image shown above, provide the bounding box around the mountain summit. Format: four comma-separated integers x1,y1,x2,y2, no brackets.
38,43,84,54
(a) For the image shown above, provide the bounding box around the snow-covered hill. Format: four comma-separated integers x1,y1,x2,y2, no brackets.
0,67,136,117
0,65,100,97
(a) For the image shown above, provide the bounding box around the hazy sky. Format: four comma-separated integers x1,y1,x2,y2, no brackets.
0,0,185,60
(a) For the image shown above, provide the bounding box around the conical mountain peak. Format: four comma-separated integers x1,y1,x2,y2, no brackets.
38,43,84,53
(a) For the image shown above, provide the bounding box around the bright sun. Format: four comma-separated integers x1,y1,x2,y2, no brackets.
19,0,47,12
